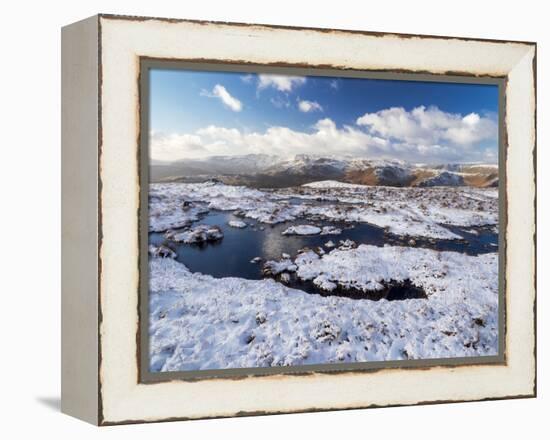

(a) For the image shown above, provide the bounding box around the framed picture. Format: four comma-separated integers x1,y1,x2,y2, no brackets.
61,14,536,425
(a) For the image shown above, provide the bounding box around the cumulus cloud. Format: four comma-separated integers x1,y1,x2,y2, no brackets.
200,84,242,112
149,131,205,163
298,99,323,113
150,118,386,162
151,106,498,164
356,106,496,147
257,74,306,92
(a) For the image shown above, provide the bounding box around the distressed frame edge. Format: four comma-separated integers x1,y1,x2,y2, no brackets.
97,12,537,47
503,44,537,401
532,44,538,400
100,393,536,427
92,15,536,425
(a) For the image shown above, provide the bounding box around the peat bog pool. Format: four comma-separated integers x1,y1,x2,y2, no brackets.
149,203,498,301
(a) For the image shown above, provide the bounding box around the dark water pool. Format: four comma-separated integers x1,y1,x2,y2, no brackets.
150,210,383,280
149,209,498,284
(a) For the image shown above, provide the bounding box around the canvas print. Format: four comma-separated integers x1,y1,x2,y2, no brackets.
146,68,500,373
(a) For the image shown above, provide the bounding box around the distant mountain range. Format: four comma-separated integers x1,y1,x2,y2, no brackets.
151,154,498,188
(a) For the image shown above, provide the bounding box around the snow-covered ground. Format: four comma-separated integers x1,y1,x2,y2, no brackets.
292,244,495,295
150,181,498,239
304,180,368,189
148,181,499,372
282,181,498,239
149,247,498,371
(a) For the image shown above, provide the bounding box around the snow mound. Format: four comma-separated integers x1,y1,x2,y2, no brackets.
169,225,223,244
282,225,322,236
294,244,496,297
262,258,297,276
149,199,209,233
228,220,247,228
148,244,176,259
338,239,357,250
320,226,342,235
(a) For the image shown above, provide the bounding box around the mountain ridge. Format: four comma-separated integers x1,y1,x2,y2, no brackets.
151,154,498,188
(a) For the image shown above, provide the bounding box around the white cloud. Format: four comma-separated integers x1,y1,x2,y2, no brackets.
298,99,323,113
356,106,496,147
151,106,498,164
150,118,386,162
462,112,480,125
257,74,306,92
149,132,205,163
329,79,340,90
200,84,242,112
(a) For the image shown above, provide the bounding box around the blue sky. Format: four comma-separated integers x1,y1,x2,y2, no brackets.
149,69,499,164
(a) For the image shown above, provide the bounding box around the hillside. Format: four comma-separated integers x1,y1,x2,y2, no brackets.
151,154,498,188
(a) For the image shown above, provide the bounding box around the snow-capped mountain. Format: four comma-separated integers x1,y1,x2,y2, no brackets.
264,154,348,174
417,171,465,187
150,154,281,182
151,154,498,188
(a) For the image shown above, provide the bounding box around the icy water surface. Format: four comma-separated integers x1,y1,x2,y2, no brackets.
150,210,384,280
149,209,498,285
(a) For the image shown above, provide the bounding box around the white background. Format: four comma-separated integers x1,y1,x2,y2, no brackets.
0,0,546,438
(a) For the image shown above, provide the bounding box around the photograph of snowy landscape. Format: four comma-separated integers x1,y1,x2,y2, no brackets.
146,68,501,373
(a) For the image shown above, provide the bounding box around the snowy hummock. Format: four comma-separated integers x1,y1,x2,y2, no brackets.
320,226,342,235
294,244,495,295
169,225,223,244
282,225,322,236
279,273,291,284
262,258,297,276
148,244,176,259
149,202,209,233
228,220,247,228
149,252,498,371
338,239,357,250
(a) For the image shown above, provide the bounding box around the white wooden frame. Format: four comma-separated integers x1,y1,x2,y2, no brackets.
61,14,536,425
